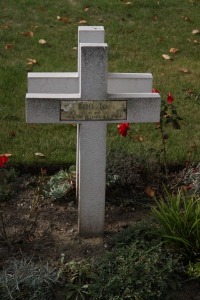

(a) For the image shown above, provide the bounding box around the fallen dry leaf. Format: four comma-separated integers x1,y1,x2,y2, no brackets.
35,152,45,157
193,39,200,44
39,39,47,44
1,24,9,29
72,47,77,50
79,20,87,24
170,48,180,54
179,67,190,73
145,186,156,198
162,54,172,60
135,135,144,142
152,15,158,21
84,7,89,12
27,58,37,65
124,1,132,5
182,16,192,22
21,31,34,37
57,16,70,23
0,153,12,157
4,44,13,49
192,29,200,35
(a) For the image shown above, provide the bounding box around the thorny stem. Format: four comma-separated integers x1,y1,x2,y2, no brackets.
159,119,169,177
0,203,11,250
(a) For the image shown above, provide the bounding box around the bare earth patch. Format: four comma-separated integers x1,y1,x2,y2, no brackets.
0,174,200,299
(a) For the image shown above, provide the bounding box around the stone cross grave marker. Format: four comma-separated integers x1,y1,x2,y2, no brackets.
26,26,161,237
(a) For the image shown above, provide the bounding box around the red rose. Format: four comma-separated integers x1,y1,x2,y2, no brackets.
0,155,9,168
167,92,174,104
117,123,130,137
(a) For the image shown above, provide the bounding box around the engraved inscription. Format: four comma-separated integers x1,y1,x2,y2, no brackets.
61,100,127,121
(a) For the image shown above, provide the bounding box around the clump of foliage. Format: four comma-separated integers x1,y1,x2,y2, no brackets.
152,191,200,261
44,166,76,200
187,262,200,279
182,162,200,195
0,258,57,300
107,149,160,188
90,220,182,300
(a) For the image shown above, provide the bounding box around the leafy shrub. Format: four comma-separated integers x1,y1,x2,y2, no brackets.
91,243,181,300
0,258,56,300
90,221,182,300
107,149,160,188
152,191,200,261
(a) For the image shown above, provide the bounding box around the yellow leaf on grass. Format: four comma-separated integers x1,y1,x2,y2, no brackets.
145,186,156,198
79,20,87,24
84,7,89,12
39,39,47,44
192,29,200,35
193,39,200,44
162,54,172,60
27,58,37,65
35,152,45,157
170,48,180,54
21,31,34,37
124,2,132,5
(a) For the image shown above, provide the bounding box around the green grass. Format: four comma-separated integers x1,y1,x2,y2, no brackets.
1,0,200,166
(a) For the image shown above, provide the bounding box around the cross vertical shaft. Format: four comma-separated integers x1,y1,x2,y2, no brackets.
78,44,108,236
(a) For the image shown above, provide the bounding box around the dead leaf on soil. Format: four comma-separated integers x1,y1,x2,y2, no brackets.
179,67,190,73
27,58,37,65
35,152,45,158
145,186,156,198
162,54,172,60
39,39,47,44
192,29,200,35
170,48,180,54
21,31,34,37
4,44,13,49
79,20,87,24
124,2,132,5
84,7,89,12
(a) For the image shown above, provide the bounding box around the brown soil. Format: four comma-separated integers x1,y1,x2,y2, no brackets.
0,174,200,299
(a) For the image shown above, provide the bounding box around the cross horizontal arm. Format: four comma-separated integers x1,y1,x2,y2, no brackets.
26,92,160,124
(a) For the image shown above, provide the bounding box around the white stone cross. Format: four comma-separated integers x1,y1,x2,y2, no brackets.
26,26,161,237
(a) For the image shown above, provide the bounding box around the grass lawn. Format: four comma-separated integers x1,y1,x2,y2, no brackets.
0,0,200,167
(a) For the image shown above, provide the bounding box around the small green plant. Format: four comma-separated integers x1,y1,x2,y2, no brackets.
57,255,94,300
44,166,76,200
0,258,57,300
152,191,200,260
187,262,200,279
